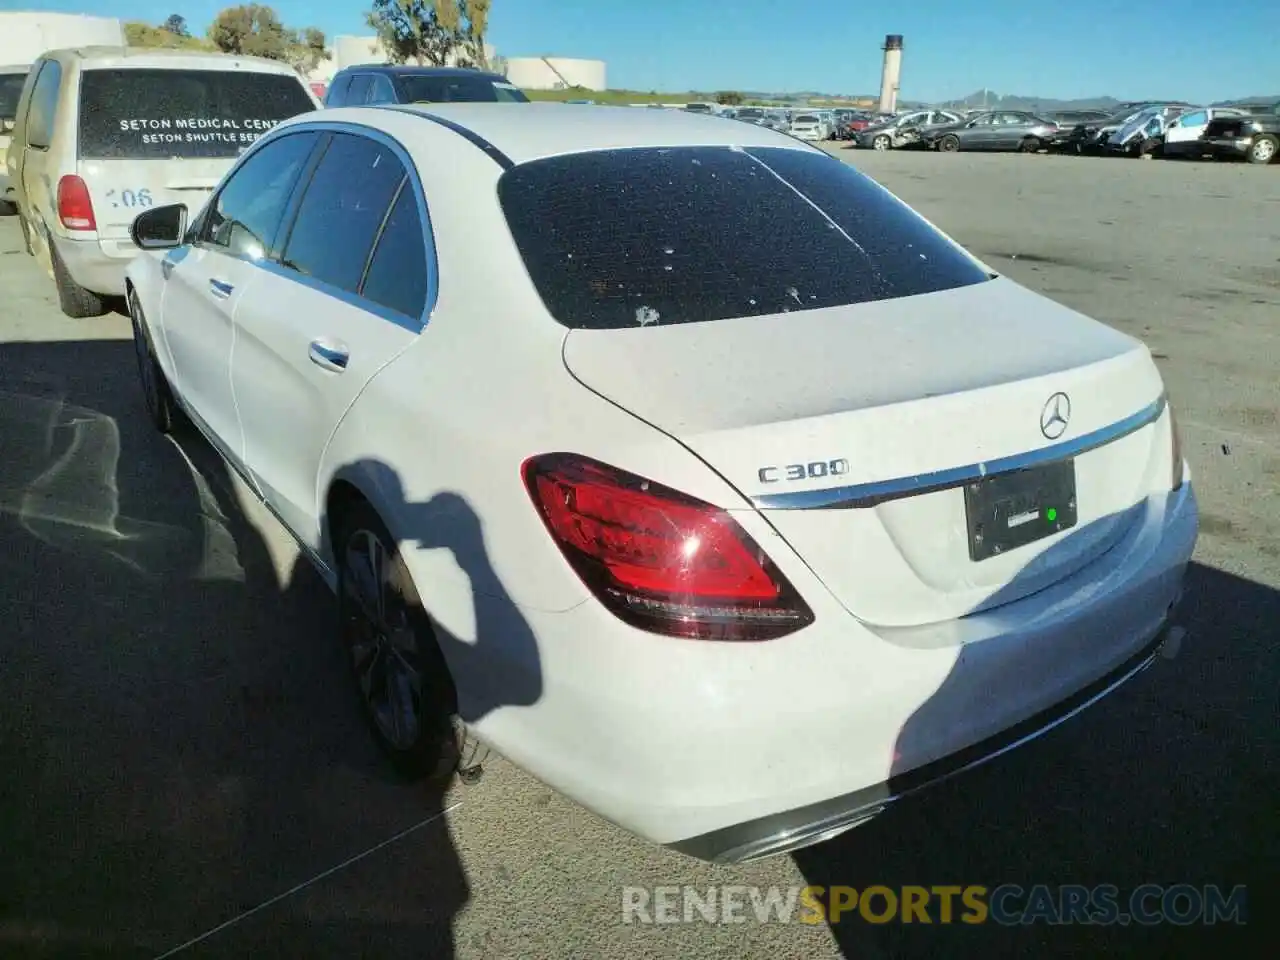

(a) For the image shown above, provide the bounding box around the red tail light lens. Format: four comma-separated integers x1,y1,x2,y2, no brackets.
57,175,96,231
523,454,814,640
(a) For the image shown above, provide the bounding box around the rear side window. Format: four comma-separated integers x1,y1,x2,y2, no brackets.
368,74,397,105
25,60,62,149
279,133,406,295
499,146,990,330
325,73,351,106
0,70,28,122
77,68,315,160
345,74,372,104
396,74,527,103
360,184,429,319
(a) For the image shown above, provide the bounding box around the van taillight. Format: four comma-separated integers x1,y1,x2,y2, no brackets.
523,453,814,640
57,175,96,231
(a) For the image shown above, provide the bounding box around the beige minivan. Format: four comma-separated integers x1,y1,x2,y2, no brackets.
5,46,318,317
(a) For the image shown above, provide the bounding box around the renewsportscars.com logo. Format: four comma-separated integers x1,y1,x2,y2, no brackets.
621,884,1248,926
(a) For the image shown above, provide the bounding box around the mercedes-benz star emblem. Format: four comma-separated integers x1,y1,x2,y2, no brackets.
1040,392,1071,440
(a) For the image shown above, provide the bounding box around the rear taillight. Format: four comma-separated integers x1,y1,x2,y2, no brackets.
523,454,814,640
57,175,96,231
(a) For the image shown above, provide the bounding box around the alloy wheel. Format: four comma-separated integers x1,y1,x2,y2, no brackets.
342,528,424,751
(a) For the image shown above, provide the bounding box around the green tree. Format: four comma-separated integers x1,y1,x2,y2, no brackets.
207,5,329,73
285,26,331,74
162,13,190,37
366,0,491,69
124,20,214,50
715,90,744,106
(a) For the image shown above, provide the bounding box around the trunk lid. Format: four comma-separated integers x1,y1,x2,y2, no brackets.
562,279,1167,627
78,157,226,240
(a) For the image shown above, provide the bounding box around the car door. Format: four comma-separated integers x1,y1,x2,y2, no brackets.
959,113,995,148
159,130,320,466
1165,110,1207,151
989,113,1024,149
231,129,428,549
16,59,61,241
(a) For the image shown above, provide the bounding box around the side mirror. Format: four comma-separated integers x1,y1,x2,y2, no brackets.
130,203,188,250
0,118,13,135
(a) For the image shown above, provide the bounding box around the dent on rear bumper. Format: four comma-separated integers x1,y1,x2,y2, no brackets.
461,483,1197,859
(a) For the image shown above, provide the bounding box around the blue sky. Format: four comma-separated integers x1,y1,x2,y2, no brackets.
10,0,1280,101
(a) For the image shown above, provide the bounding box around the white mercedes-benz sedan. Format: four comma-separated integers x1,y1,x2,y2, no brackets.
124,103,1198,864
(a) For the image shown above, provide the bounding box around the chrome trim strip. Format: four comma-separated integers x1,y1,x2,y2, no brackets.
752,393,1167,510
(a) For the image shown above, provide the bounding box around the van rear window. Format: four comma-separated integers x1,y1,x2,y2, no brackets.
0,70,27,122
498,146,991,330
78,68,315,159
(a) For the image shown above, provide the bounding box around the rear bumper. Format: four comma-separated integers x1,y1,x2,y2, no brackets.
672,615,1180,863
449,479,1198,862
52,233,136,295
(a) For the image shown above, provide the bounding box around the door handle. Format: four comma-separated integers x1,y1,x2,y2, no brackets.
309,339,349,372
209,278,234,299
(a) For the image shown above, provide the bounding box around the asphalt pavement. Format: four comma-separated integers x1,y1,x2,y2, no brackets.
0,148,1274,959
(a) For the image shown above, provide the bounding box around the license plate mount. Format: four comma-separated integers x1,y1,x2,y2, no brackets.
964,459,1077,562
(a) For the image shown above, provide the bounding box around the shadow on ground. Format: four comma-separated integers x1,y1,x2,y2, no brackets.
793,559,1273,958
0,338,538,958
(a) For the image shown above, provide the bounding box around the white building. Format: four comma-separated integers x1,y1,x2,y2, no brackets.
0,11,124,65
504,57,606,91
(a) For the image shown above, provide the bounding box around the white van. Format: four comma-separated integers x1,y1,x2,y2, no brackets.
5,47,318,316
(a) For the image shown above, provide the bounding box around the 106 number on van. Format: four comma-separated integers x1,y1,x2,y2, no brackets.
104,188,155,209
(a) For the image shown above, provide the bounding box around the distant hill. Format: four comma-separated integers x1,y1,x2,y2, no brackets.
659,87,1279,110
932,90,1127,111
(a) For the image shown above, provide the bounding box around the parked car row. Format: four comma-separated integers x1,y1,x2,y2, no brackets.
843,100,1280,164
1053,101,1280,164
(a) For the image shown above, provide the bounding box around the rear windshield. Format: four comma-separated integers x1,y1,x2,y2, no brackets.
499,146,991,330
397,74,527,103
0,70,28,122
78,68,315,159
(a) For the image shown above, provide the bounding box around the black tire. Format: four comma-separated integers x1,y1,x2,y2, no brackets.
1248,134,1278,165
127,287,175,433
872,134,892,151
938,134,960,153
336,502,481,782
1020,136,1041,153
0,198,15,217
50,236,107,318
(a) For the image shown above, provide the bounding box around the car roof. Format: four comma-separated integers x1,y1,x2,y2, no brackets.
335,102,827,165
1,64,30,74
39,46,301,74
338,64,507,80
